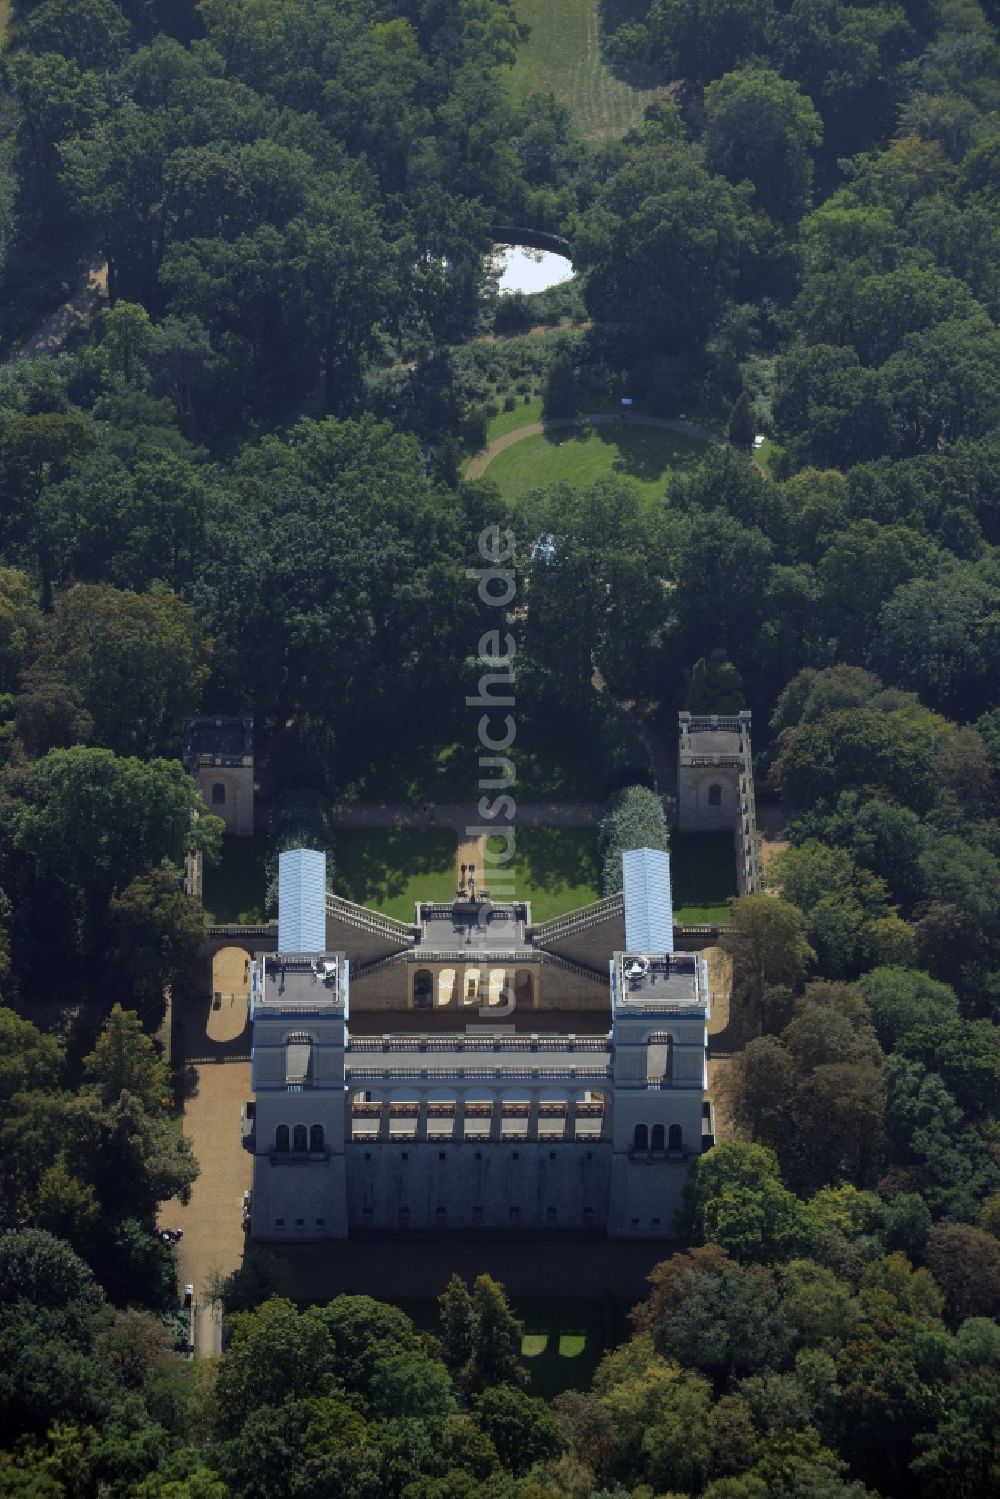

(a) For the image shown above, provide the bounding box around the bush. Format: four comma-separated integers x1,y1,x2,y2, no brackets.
462,406,489,451
598,785,670,895
503,394,516,412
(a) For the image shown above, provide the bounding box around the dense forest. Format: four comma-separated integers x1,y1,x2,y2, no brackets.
0,0,998,1491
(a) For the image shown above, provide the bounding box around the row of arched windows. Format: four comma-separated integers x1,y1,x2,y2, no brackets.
633,1123,683,1152
275,1124,325,1152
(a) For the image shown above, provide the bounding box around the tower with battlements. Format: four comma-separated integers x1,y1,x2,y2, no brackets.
677,711,762,894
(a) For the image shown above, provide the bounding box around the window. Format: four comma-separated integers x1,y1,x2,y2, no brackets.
512,1151,520,1161
211,782,226,805
275,1124,289,1152
364,1151,371,1161
310,1124,324,1152
401,1151,409,1161
275,1218,285,1229
583,1206,594,1224
316,1218,326,1227
435,1206,447,1221
285,1032,312,1086
708,783,722,806
586,1151,593,1161
413,969,433,1009
509,1206,520,1224
546,1207,556,1224
475,1151,482,1161
651,1217,661,1228
668,1124,683,1151
293,1124,307,1152
548,1151,556,1161
651,1123,665,1151
633,1123,649,1151
399,1207,409,1224
295,1218,305,1227
438,1151,446,1161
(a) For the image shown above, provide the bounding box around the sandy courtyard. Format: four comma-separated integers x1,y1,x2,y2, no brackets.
160,949,253,1343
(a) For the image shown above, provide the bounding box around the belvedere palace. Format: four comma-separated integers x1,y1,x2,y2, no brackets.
241,841,716,1242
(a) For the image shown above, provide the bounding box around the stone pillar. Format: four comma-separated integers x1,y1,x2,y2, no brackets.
417,1094,429,1141
528,1092,540,1141
565,1096,577,1142
490,1092,503,1142
454,1096,465,1143
378,1098,391,1141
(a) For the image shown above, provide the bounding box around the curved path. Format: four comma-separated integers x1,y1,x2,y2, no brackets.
466,411,725,480
3,252,108,365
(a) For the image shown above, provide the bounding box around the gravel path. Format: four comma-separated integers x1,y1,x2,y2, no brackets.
331,801,604,832
466,412,725,480
4,253,107,363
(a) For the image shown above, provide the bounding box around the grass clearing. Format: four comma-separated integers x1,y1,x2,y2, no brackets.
487,395,543,441
507,0,656,139
671,832,738,925
486,827,600,922
335,826,457,921
483,420,709,504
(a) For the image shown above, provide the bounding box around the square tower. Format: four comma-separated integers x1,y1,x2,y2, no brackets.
184,715,254,836
608,848,710,1237
244,850,349,1241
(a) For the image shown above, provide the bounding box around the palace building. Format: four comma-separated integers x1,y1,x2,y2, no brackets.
242,844,713,1241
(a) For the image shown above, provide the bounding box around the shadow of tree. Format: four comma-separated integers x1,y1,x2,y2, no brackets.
336,827,457,907
595,424,706,484
671,832,739,906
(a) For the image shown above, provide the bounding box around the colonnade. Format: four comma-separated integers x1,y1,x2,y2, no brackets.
349,1088,608,1143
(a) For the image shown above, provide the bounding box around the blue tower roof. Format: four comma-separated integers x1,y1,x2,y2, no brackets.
278,848,327,953
622,847,674,953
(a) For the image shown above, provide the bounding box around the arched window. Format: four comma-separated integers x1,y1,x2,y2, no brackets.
651,1123,665,1151
633,1123,648,1151
708,783,722,806
293,1124,307,1152
309,1124,324,1152
212,782,226,805
275,1124,289,1152
413,969,433,1009
668,1124,683,1151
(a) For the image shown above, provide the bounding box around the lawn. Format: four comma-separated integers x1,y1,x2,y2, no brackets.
506,0,656,139
0,0,10,43
335,827,457,922
482,420,710,505
202,833,270,924
485,827,600,923
671,832,738,924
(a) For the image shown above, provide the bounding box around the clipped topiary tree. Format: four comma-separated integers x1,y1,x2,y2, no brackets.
542,351,577,418
598,784,669,895
265,789,336,915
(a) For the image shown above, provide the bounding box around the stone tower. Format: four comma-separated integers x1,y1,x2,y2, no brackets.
183,715,254,836
243,849,349,1240
607,848,710,1236
677,711,762,894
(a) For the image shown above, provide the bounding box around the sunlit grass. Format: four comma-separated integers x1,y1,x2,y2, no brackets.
485,828,600,923
507,0,655,139
483,421,709,505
